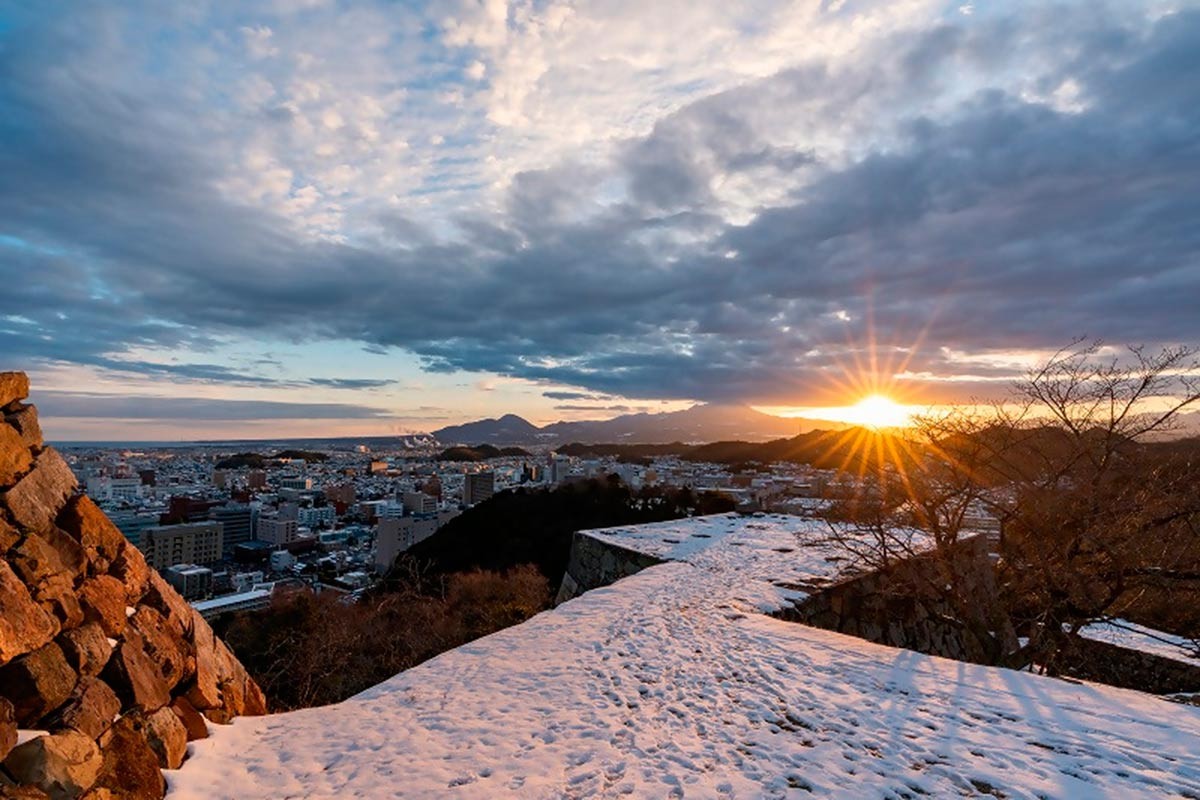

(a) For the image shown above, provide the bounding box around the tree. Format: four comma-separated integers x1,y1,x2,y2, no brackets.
821,341,1200,672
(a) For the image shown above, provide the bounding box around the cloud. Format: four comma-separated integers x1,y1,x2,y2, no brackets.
1,1,1197,409
33,391,398,421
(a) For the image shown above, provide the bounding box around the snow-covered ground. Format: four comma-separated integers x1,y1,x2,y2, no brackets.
170,514,1200,799
1078,618,1200,665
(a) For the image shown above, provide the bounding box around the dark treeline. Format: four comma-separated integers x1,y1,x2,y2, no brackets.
215,449,330,469
435,444,531,461
401,477,736,583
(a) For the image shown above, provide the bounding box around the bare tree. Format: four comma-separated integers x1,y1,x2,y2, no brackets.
819,341,1200,671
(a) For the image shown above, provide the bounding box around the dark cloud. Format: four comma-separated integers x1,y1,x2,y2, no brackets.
1,4,1197,406
34,391,398,421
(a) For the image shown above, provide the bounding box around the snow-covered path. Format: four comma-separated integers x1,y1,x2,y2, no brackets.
170,515,1200,799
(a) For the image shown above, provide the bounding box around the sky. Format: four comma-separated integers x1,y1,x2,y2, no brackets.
1,0,1197,440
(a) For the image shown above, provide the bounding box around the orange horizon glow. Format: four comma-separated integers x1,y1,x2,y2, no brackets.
762,394,925,429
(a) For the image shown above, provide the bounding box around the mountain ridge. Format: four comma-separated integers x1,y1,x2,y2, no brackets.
430,404,847,445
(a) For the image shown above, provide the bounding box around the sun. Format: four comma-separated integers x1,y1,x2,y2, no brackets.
840,394,915,429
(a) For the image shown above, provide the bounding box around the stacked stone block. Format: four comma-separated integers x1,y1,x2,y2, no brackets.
0,373,266,799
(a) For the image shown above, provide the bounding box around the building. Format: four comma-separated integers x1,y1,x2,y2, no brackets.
85,475,144,502
164,563,213,600
402,491,437,515
325,483,356,506
298,505,337,529
212,469,229,489
279,476,312,491
247,470,267,489
140,521,224,570
374,516,437,572
551,455,572,484
108,509,163,545
257,514,299,547
210,503,254,557
369,460,389,474
191,586,274,620
463,471,495,506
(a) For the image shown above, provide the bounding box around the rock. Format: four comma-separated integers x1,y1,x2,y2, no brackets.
169,697,208,742
29,528,85,582
142,707,187,769
76,576,127,639
0,373,29,410
0,517,19,552
108,546,149,604
2,730,102,800
7,535,82,630
0,561,58,667
56,497,126,576
0,643,77,727
4,403,42,450
141,573,193,640
100,630,170,713
91,716,165,800
0,423,33,488
184,612,221,710
0,785,52,799
56,623,113,678
127,607,187,691
0,698,15,762
1,449,77,535
43,678,121,740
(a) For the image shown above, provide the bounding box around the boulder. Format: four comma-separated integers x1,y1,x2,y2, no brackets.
169,697,208,742
0,424,32,488
141,573,193,640
100,630,170,714
56,497,126,576
184,612,221,710
28,528,84,583
91,716,165,800
43,677,121,740
56,623,113,679
1,449,76,535
127,607,187,691
142,707,187,769
2,730,102,800
76,576,127,639
4,403,42,450
0,698,15,762
108,546,149,605
0,643,77,727
7,535,82,630
0,561,58,666
0,373,29,410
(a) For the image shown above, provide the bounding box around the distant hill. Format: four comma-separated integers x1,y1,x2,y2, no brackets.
432,404,842,446
431,413,541,444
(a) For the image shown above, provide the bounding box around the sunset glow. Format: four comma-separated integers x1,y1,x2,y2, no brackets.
767,394,921,429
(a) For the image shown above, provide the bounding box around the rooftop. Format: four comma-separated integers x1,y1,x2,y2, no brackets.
170,513,1200,798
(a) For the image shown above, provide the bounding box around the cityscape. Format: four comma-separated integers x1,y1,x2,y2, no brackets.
2,1,1199,798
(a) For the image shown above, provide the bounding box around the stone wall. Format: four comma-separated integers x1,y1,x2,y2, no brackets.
555,531,663,605
776,536,1011,664
1055,634,1200,695
0,372,266,800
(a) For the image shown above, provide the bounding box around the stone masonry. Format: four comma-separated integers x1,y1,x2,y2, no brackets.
0,372,266,799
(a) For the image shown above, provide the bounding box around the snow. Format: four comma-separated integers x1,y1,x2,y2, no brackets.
1078,618,1200,665
169,514,1200,799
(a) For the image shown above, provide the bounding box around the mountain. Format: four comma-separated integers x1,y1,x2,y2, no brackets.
430,413,542,444
431,404,845,445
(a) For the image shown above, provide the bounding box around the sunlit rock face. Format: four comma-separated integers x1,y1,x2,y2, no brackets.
0,372,266,799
